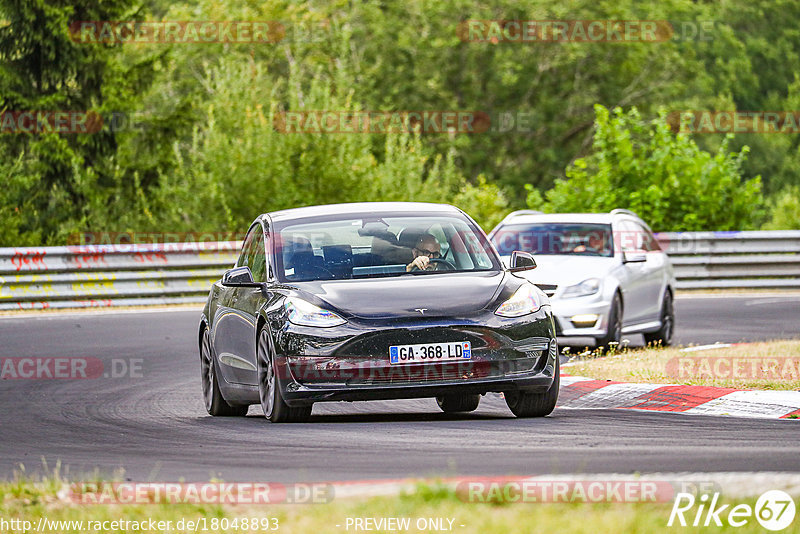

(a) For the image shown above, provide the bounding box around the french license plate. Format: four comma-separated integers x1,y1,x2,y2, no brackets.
389,341,472,365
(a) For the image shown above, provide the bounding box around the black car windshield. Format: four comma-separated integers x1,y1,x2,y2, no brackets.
274,213,499,282
492,223,614,257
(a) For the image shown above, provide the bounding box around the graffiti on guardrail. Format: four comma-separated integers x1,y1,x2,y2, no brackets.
1,231,797,310
10,250,47,271
133,251,168,264
71,252,108,270
68,232,245,246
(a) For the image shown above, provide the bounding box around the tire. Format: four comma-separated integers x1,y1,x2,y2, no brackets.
644,291,674,347
504,357,560,418
200,326,248,416
595,293,622,353
436,394,480,413
257,327,312,423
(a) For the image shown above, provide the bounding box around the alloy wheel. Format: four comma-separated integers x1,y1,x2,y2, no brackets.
258,329,275,417
200,329,215,412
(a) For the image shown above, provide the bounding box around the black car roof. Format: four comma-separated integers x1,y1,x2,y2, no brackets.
263,202,461,223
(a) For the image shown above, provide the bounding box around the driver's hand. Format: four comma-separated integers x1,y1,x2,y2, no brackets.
407,256,430,272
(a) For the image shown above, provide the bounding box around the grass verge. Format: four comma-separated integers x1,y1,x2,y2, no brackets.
2,479,797,534
564,340,800,390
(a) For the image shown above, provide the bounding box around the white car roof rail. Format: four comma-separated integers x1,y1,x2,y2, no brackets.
610,208,641,219
503,209,544,220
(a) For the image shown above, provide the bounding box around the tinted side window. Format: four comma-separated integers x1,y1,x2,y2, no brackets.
618,220,661,252
237,227,258,268
250,233,267,282
237,225,268,282
637,223,662,252
617,220,642,252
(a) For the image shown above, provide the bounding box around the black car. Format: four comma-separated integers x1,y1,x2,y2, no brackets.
199,202,559,422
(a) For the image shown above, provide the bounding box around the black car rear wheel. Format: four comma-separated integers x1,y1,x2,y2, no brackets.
504,357,559,418
644,291,674,347
258,328,311,423
436,394,480,413
200,326,248,417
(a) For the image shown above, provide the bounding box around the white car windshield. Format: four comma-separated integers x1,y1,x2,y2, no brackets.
492,223,614,258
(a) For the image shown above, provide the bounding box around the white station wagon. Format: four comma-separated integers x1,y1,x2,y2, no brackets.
489,209,676,349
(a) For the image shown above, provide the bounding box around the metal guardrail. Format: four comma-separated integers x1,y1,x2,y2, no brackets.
0,242,238,310
1,230,798,310
656,230,800,290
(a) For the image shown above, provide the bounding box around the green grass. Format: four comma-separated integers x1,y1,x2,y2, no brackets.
563,340,800,391
2,477,799,533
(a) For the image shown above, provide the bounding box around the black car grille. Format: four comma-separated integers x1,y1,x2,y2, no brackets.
291,358,542,387
285,327,555,387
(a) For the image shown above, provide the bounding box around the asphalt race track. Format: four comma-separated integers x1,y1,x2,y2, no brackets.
0,294,798,482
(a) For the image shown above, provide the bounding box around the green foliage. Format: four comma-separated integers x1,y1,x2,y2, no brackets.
131,57,486,231
452,176,511,231
2,0,800,243
529,105,764,231
0,0,160,244
762,186,800,230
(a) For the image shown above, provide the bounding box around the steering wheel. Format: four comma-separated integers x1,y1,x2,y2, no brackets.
410,258,456,271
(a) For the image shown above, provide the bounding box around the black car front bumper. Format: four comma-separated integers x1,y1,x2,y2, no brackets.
271,308,558,406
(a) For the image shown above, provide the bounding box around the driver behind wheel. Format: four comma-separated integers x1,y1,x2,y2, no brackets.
572,231,608,255
406,234,442,272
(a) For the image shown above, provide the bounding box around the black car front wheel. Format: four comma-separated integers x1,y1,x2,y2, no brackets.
504,357,559,418
257,328,311,423
200,326,248,417
436,394,480,413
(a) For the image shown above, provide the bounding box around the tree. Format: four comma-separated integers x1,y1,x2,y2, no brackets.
527,105,764,231
0,0,157,244
130,56,506,233
762,186,800,230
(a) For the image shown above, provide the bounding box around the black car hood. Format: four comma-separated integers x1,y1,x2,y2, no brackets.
294,271,509,319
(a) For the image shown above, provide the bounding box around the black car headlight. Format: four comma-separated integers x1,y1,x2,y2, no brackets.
285,297,346,327
495,284,543,318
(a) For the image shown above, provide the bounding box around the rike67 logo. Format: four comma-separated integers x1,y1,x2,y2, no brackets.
669,490,796,531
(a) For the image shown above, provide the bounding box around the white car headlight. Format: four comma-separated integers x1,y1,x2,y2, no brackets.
285,297,346,327
561,278,601,298
495,284,543,318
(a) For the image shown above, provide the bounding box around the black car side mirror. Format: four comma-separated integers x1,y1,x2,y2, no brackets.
509,251,537,272
222,266,262,287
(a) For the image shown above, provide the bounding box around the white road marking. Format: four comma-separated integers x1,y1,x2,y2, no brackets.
685,390,800,419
